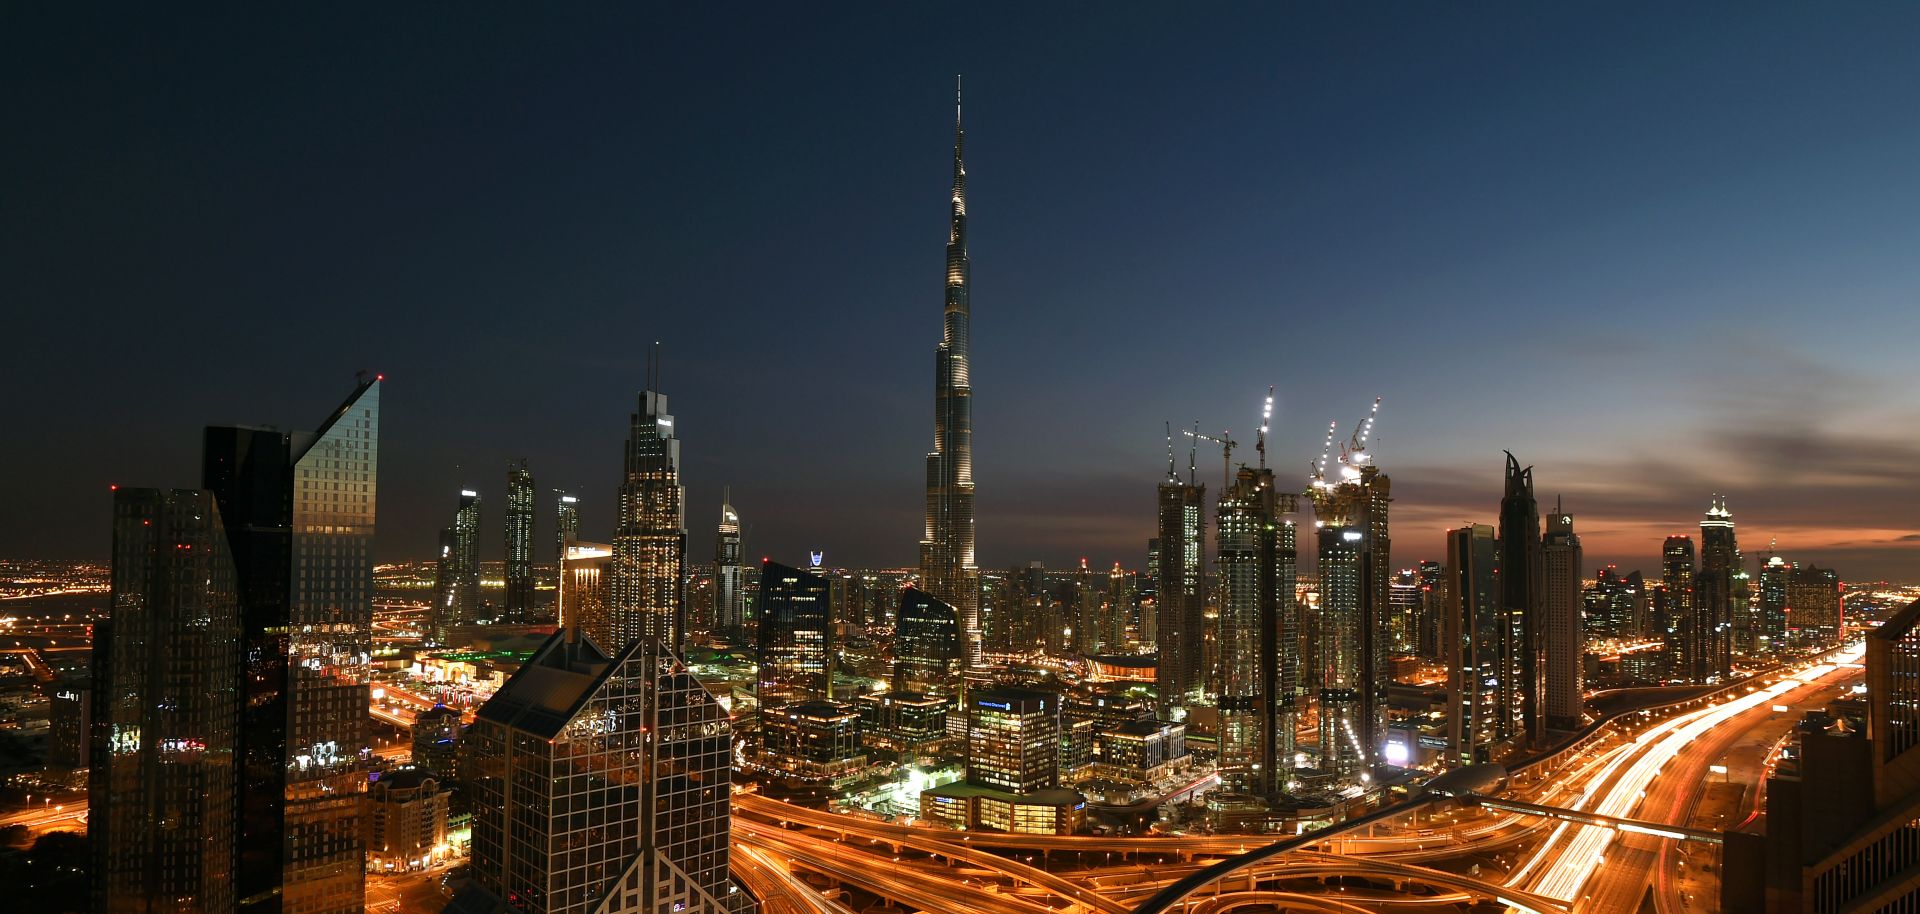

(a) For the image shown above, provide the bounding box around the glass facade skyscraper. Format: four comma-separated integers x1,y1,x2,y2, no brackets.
91,488,240,914
1661,534,1696,681
1697,496,1740,682
432,489,481,645
460,631,750,914
1499,453,1545,747
504,460,535,622
555,492,580,563
1541,509,1584,730
896,587,960,692
756,560,832,704
613,387,686,652
202,377,378,914
1444,524,1510,765
920,82,980,672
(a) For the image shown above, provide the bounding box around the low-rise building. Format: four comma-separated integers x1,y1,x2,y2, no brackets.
761,700,865,780
366,768,451,872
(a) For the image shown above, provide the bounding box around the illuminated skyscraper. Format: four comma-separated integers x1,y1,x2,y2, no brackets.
202,376,379,914
90,488,239,914
1499,452,1545,747
1758,548,1790,650
756,560,832,703
460,630,750,914
1444,524,1509,765
504,460,535,622
1697,496,1740,681
554,492,580,561
1308,405,1391,780
1789,563,1844,649
613,370,686,652
1214,465,1295,799
1661,534,1696,680
1541,507,1584,730
432,489,481,644
1156,454,1206,718
714,493,745,636
920,80,979,672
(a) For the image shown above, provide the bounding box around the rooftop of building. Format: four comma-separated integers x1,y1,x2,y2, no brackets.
922,781,1084,807
474,629,620,739
770,699,857,720
1105,717,1179,738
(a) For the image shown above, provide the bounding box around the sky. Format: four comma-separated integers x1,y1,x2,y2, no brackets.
5,4,1919,580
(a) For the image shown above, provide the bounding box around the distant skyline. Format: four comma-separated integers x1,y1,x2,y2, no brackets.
6,5,1919,579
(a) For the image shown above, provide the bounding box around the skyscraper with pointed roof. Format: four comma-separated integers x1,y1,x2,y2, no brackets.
1697,496,1740,681
714,492,745,636
921,77,980,673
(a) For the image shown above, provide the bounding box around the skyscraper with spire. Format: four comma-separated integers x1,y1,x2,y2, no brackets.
714,491,745,636
920,77,979,671
613,353,686,652
1697,496,1740,682
1500,452,1544,747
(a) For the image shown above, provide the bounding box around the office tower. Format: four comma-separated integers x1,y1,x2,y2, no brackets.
1541,508,1584,730
560,541,615,648
365,769,450,873
714,493,745,635
554,492,580,562
756,560,832,703
1072,559,1100,655
432,490,482,644
1389,571,1420,655
1758,547,1790,651
966,688,1060,794
504,460,535,622
1105,563,1136,648
1308,430,1391,780
1499,453,1545,747
1215,465,1295,798
613,367,687,652
920,83,980,674
1697,497,1740,681
202,377,378,914
1444,524,1510,765
91,489,240,914
1408,561,1446,661
460,630,750,914
1156,461,1206,717
1789,563,1844,649
896,587,960,691
1661,535,1697,681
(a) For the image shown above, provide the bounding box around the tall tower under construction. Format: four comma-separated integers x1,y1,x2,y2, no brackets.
1156,431,1206,719
1308,401,1391,780
921,78,979,671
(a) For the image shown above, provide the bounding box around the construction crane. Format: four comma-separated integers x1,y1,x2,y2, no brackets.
1344,397,1383,465
1185,425,1236,491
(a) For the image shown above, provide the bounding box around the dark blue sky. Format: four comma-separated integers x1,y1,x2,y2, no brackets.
7,4,1919,578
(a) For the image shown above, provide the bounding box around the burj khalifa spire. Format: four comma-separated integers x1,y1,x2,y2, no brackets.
920,76,980,670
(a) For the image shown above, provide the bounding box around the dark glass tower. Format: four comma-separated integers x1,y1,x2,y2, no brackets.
432,489,481,644
91,488,240,914
1500,452,1545,747
613,374,686,652
202,377,379,914
756,560,832,704
1444,523,1508,765
895,587,961,692
1697,496,1740,682
504,460,535,622
1541,508,1584,730
1661,534,1696,681
554,492,580,562
1156,453,1206,718
920,80,979,672
459,631,751,914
